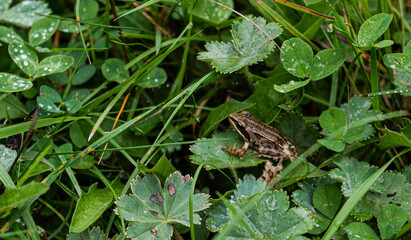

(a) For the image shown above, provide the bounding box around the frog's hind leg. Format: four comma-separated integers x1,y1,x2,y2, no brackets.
223,141,250,158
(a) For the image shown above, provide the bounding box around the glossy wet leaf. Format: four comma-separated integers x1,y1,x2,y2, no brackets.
344,222,379,240
40,85,61,102
0,26,23,44
377,204,407,239
192,0,233,25
357,13,393,47
67,227,106,240
138,67,167,88
313,183,341,218
352,171,406,220
34,55,74,78
207,175,315,238
0,73,32,92
274,79,310,93
329,157,385,197
79,0,99,21
281,38,312,78
198,17,282,73
0,181,49,211
72,64,96,86
64,99,82,113
200,99,254,137
8,41,38,76
101,58,129,83
29,17,60,46
374,40,394,49
115,172,210,240
37,96,63,113
310,48,346,81
190,129,264,170
70,183,114,233
383,40,411,73
319,109,346,138
0,144,16,171
0,1,51,27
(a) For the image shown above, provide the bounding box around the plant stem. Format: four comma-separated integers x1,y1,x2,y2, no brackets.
370,47,380,110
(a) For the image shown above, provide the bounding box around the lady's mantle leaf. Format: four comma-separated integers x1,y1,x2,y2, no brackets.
329,157,385,197
115,172,210,240
190,129,265,170
198,17,282,73
207,175,315,238
0,73,32,92
67,227,106,240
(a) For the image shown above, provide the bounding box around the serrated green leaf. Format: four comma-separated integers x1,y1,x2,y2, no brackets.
190,129,265,170
67,227,106,240
0,1,51,27
70,183,113,233
34,55,74,78
138,67,167,88
245,74,285,122
317,138,345,152
357,13,393,47
274,79,310,93
377,204,407,239
0,144,16,171
40,85,61,102
313,183,341,218
37,96,63,113
0,73,32,92
206,201,230,232
0,181,49,211
200,99,254,137
273,111,318,152
115,172,210,240
29,17,60,46
329,157,384,197
192,0,233,25
213,176,315,238
281,38,312,78
393,183,411,206
101,58,129,83
344,222,379,240
139,154,177,183
378,118,411,149
319,109,346,138
233,175,266,201
8,41,38,76
72,64,96,86
310,48,346,81
0,26,23,44
198,17,282,73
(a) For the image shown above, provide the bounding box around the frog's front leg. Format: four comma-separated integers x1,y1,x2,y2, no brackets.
223,141,250,158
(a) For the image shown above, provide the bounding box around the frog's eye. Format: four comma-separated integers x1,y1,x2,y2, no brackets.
236,122,244,128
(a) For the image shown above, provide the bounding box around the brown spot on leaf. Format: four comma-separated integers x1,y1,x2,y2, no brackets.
156,190,164,204
150,227,158,236
149,194,157,204
167,183,176,196
149,210,158,216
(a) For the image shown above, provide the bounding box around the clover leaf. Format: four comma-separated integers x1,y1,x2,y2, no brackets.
115,172,210,240
198,17,282,73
